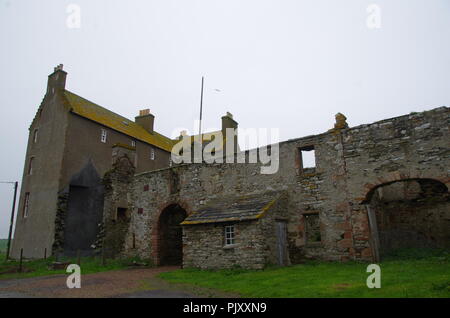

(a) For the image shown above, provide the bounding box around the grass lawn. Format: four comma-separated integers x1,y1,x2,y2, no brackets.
0,248,151,280
0,239,7,253
159,249,450,298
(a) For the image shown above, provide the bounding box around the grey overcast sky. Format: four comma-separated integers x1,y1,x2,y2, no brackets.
0,0,449,238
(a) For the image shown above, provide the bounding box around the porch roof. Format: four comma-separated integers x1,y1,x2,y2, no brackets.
181,192,281,225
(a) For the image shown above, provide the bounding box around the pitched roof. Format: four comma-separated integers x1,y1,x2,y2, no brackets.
181,192,280,225
62,90,176,152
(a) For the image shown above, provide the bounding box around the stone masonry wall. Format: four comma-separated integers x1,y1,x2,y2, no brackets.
105,107,449,268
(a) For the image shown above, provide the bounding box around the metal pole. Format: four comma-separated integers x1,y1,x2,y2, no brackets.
77,249,81,265
18,248,23,272
6,181,18,260
198,76,204,139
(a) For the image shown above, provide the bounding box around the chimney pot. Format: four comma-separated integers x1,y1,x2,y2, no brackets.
139,109,150,116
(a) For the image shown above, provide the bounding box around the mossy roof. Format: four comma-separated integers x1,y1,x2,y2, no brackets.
181,192,280,225
63,90,176,152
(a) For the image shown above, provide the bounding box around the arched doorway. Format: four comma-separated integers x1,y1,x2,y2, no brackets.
157,204,187,265
364,178,449,259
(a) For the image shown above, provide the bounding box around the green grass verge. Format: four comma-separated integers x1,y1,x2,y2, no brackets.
0,239,7,253
0,251,152,280
159,249,450,298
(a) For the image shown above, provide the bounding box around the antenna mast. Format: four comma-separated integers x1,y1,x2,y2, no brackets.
198,76,204,140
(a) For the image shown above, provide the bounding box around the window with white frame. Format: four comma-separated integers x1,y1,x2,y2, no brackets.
23,193,30,218
101,129,107,143
150,148,155,160
225,225,235,246
131,140,136,147
169,156,173,167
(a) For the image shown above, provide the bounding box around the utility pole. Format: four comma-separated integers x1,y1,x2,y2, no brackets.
1,181,18,260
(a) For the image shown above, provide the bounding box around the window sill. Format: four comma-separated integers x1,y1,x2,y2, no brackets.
223,244,238,250
305,242,323,248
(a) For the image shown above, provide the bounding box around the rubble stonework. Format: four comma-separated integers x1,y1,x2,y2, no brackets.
102,107,449,269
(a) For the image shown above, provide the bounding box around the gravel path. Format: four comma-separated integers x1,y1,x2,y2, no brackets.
0,266,237,298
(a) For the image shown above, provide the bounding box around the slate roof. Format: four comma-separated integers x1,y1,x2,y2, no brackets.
181,192,280,225
62,90,176,152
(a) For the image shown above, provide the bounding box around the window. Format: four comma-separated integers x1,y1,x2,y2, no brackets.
225,225,235,246
169,156,173,167
298,145,316,173
305,214,321,243
28,157,34,175
23,193,30,218
101,129,107,143
33,129,38,143
116,207,128,221
131,140,136,147
150,148,155,160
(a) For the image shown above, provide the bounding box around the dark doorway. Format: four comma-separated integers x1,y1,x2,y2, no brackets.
366,178,449,258
158,204,187,265
63,162,104,256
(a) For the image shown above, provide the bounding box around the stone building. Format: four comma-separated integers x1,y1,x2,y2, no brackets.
103,106,449,269
11,65,234,258
13,66,450,269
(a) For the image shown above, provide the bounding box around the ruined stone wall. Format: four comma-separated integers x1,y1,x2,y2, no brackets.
107,107,449,268
101,146,136,258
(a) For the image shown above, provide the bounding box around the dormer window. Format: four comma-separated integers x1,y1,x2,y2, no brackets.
101,129,107,143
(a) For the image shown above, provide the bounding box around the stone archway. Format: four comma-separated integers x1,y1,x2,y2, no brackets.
364,178,449,259
157,204,187,266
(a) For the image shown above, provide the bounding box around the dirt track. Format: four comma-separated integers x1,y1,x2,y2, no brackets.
0,266,238,298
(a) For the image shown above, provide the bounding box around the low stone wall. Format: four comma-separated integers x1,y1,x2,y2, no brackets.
183,220,266,270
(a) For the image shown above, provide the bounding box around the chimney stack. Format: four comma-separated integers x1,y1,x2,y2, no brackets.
221,112,239,153
135,108,155,134
221,111,238,133
47,64,67,95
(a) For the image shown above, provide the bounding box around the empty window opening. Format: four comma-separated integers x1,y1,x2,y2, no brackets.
23,193,30,218
299,146,316,172
305,214,321,243
101,129,107,143
225,225,235,246
28,157,34,175
132,233,136,249
116,207,128,221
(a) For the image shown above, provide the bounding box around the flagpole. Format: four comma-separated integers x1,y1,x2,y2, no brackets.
198,76,204,140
